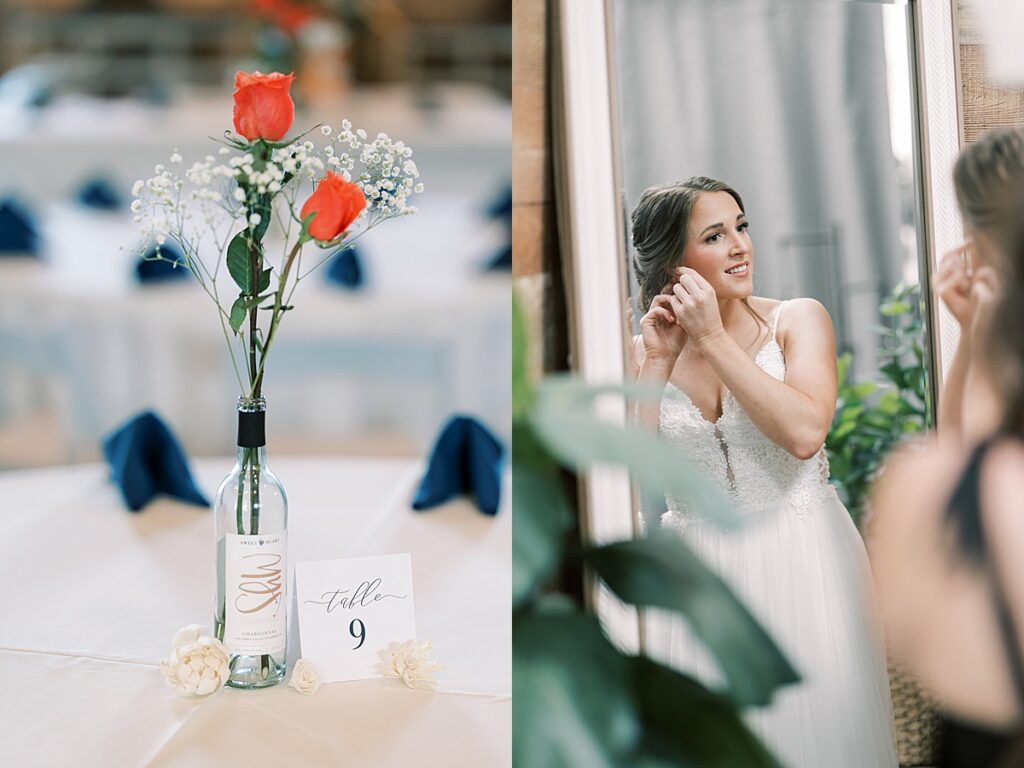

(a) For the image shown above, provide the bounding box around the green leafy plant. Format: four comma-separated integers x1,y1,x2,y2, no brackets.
512,294,799,767
826,283,929,525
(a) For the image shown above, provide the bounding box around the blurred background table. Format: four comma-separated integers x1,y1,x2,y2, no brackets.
0,0,512,470
0,83,512,467
0,456,511,767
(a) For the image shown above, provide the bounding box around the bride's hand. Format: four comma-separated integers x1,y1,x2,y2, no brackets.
670,267,725,346
640,292,686,368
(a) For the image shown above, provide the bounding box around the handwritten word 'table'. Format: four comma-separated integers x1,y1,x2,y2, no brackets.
303,578,406,613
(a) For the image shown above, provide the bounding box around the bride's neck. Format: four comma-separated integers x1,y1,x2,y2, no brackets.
718,297,750,333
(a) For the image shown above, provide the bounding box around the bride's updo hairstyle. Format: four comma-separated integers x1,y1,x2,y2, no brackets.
631,176,765,328
954,126,1024,437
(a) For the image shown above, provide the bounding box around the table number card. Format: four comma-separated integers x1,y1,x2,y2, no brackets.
294,554,416,683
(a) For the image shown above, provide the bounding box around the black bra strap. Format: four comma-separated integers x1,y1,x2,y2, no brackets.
945,437,997,561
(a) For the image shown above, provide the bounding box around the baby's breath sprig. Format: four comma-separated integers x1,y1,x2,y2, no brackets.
132,121,422,395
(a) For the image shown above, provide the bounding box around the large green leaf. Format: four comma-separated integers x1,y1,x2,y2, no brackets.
629,656,784,768
513,421,574,607
514,611,639,768
530,377,740,529
584,534,800,706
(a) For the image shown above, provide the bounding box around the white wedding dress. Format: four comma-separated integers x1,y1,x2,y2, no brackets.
646,301,898,767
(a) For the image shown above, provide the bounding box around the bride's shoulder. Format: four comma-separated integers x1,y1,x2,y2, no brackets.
765,297,834,344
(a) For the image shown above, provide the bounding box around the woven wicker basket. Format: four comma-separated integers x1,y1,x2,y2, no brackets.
889,660,942,766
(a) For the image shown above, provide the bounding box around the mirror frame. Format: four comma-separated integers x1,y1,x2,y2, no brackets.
552,0,964,650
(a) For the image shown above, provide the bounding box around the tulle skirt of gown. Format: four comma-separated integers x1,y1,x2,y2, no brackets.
647,486,898,768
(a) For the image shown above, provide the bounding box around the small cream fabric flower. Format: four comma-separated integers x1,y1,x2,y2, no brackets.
383,640,444,689
289,659,321,695
160,625,230,698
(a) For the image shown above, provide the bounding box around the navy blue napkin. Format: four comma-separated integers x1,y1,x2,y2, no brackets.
484,183,512,223
102,410,209,512
412,415,505,516
135,241,190,283
324,245,364,289
0,197,40,254
484,242,511,271
76,178,123,211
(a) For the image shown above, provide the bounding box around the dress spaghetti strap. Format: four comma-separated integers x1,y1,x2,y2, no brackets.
770,300,786,340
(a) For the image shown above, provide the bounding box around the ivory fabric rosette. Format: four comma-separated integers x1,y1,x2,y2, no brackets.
288,658,322,695
160,624,231,697
383,639,444,690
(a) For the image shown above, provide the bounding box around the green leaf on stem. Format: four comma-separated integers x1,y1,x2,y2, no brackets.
584,534,800,706
229,295,248,334
258,267,272,293
227,232,255,293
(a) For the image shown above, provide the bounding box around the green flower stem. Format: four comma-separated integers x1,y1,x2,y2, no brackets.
248,237,260,389
249,450,261,535
235,447,247,534
245,215,272,676
252,238,305,397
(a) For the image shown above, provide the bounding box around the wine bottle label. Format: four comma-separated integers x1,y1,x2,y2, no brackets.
224,532,287,657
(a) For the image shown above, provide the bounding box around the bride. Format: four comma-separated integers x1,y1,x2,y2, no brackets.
629,177,898,767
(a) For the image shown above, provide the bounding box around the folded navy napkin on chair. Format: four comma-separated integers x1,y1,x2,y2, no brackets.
102,411,209,512
76,178,123,211
0,197,40,254
412,415,505,516
324,245,365,289
135,241,189,283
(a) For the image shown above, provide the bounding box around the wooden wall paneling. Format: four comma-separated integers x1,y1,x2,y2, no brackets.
512,0,568,374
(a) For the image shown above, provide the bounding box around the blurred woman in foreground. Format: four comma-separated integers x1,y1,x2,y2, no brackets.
870,126,1024,767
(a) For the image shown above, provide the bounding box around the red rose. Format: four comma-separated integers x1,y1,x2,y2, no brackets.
232,71,295,142
300,172,367,241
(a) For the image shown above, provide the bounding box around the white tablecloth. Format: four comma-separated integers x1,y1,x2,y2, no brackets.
0,457,510,767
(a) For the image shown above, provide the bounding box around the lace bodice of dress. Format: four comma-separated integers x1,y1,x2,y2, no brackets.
659,302,831,531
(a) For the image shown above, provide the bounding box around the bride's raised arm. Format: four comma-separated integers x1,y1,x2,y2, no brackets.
670,269,837,460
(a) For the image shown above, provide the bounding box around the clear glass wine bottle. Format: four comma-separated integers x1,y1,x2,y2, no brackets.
214,396,288,688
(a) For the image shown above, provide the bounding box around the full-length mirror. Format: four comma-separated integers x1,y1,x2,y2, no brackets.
613,0,937,533
554,0,964,761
